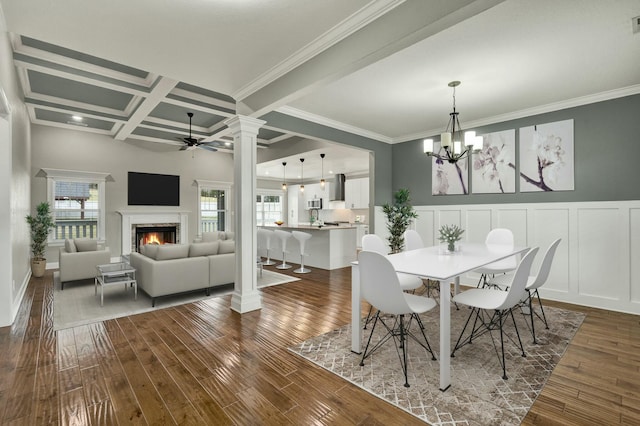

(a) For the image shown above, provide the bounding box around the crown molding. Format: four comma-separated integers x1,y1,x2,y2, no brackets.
233,0,405,101
394,84,640,143
276,106,393,143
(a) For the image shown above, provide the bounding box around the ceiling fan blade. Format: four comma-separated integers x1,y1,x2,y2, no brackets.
198,145,218,152
179,145,188,151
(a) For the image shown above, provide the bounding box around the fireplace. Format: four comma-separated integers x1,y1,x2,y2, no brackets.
134,225,177,252
117,211,189,256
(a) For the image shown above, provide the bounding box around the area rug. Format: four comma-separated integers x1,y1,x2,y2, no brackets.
53,269,299,330
289,304,584,425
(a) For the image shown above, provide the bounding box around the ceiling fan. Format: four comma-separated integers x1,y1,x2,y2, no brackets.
178,112,217,152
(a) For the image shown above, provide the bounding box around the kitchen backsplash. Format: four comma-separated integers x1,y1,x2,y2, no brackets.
313,208,368,224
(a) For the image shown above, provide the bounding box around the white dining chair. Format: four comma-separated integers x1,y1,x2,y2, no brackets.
475,228,517,287
451,246,539,380
487,238,561,344
358,250,437,388
361,234,424,329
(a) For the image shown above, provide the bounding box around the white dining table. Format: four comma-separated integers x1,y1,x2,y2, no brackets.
350,242,528,391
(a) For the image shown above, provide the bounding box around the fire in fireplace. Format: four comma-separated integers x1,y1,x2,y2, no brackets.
134,225,177,252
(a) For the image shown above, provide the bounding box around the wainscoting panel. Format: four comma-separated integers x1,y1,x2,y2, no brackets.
531,209,570,293
496,208,528,246
577,208,620,301
465,209,491,244
414,209,435,246
375,200,640,314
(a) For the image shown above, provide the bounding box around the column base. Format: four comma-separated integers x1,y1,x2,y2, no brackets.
230,290,262,313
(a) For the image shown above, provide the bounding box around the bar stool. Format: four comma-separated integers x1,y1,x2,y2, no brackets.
257,228,276,266
291,231,312,273
274,229,292,270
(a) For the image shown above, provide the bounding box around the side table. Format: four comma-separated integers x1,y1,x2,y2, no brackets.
95,262,137,306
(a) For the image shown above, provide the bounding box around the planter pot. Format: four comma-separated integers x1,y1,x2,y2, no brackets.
31,258,47,278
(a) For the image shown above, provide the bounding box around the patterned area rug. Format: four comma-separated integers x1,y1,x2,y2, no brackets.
290,304,584,425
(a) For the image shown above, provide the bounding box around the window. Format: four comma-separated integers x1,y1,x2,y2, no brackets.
41,168,110,243
256,192,284,226
195,180,230,235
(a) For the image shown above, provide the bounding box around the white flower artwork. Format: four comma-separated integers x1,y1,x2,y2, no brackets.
471,129,515,194
432,146,468,195
519,119,574,192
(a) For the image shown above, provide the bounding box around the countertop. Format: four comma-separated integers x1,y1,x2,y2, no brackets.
265,224,357,230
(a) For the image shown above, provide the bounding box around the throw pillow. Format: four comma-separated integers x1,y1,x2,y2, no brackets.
74,238,97,252
202,231,224,242
140,244,160,259
189,242,219,257
64,239,77,253
155,244,189,260
218,240,235,254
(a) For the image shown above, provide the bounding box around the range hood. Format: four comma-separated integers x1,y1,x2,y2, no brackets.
332,173,345,201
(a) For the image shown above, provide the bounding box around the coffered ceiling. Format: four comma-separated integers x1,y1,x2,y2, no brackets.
1,0,639,179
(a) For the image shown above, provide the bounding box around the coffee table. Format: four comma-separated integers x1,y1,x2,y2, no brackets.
95,262,137,306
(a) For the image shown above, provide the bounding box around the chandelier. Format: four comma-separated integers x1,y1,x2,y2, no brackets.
423,81,482,164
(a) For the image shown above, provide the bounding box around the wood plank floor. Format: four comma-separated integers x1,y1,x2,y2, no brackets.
1,265,639,425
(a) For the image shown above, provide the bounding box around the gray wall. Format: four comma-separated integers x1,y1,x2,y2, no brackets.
392,94,640,205
1,15,32,327
30,125,235,260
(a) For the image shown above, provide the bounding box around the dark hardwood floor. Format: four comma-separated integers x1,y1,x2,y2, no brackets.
1,264,639,425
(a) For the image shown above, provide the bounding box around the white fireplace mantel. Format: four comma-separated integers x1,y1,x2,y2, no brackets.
117,210,189,255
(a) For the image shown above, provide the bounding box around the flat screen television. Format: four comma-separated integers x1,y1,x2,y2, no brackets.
128,172,180,206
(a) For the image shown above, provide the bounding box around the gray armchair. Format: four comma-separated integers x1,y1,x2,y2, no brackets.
59,238,111,289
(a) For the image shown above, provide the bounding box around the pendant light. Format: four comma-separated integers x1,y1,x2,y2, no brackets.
281,162,287,191
299,158,305,192
320,153,326,189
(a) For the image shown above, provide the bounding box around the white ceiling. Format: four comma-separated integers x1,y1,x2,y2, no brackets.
2,0,639,180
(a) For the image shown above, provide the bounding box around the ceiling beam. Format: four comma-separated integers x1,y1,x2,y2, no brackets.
115,76,178,141
238,0,505,118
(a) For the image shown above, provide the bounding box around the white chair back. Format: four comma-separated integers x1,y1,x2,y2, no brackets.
498,247,539,310
485,228,514,249
528,238,561,290
358,250,414,315
361,234,388,255
404,230,424,251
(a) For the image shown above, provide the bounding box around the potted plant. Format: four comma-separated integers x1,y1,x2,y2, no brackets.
382,188,418,253
26,202,56,277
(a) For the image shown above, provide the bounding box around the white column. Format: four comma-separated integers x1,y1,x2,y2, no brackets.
224,115,265,313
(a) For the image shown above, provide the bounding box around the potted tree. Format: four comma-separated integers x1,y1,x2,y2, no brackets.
26,202,56,277
382,188,418,253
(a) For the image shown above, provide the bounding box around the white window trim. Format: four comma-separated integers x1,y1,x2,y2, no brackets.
194,179,232,237
256,189,285,226
39,168,111,244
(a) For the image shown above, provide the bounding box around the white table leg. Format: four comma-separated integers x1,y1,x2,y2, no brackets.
439,277,453,391
351,264,361,354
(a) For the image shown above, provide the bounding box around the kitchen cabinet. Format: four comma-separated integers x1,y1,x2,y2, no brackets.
345,177,369,209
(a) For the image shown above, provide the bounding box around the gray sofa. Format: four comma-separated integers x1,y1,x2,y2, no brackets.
59,238,111,289
130,235,235,306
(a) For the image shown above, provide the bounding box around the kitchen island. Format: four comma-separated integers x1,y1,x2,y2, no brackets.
261,224,357,270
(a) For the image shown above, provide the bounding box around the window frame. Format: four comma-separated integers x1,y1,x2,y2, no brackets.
195,179,231,237
256,189,285,226
40,168,110,245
